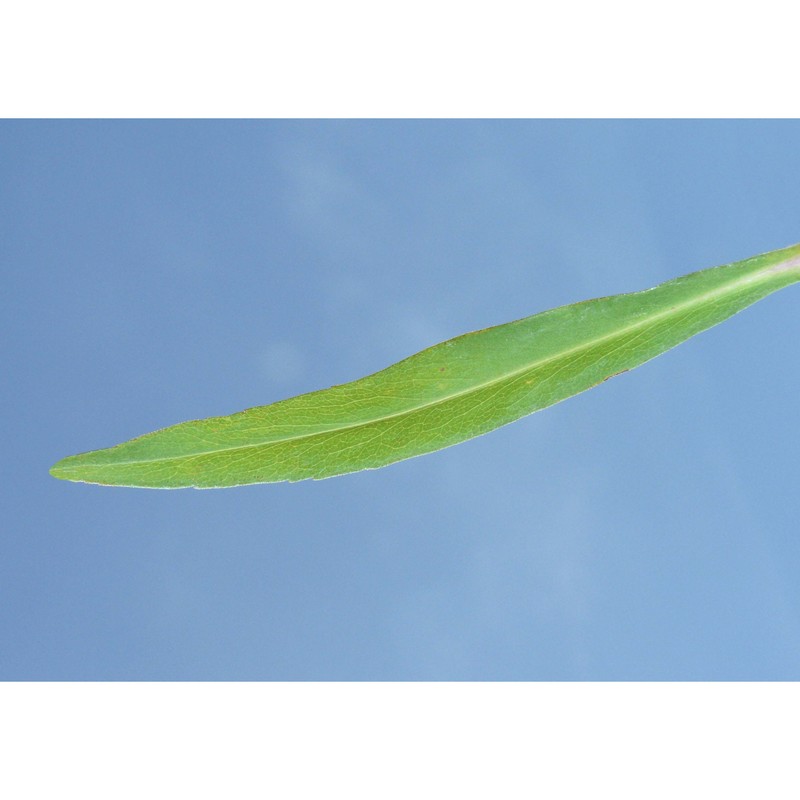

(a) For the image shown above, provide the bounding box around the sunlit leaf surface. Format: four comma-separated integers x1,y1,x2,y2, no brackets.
51,243,800,488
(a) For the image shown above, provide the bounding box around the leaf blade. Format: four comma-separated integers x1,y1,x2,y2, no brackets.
50,243,800,488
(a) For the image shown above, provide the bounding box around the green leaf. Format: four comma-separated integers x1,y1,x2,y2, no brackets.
51,243,800,488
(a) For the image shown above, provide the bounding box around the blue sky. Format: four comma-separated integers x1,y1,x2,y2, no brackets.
3,120,800,679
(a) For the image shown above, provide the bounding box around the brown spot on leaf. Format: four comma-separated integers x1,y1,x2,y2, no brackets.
596,368,630,387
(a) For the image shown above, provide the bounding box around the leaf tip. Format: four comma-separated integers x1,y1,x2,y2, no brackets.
50,456,80,483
